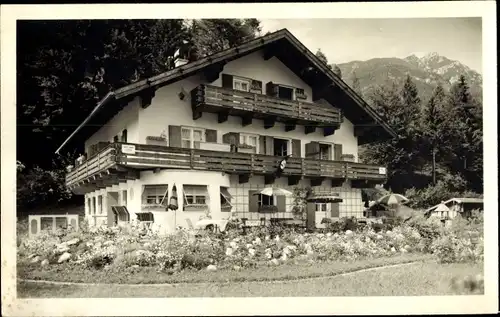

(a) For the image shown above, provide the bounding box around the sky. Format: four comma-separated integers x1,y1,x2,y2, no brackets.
259,18,482,73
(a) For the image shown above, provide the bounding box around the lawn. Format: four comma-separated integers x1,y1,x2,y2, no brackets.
17,261,483,297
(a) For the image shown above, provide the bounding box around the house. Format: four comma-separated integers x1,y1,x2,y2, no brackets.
425,197,484,220
55,28,397,234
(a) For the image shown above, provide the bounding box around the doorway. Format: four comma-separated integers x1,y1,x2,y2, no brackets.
107,192,119,227
273,138,289,157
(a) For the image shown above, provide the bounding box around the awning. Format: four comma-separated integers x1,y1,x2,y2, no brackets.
111,206,130,221
183,185,209,196
307,195,343,203
220,187,233,200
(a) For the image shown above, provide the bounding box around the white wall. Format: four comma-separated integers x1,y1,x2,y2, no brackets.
138,50,359,160
84,97,141,153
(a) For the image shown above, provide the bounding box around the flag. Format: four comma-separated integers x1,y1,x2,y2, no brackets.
275,155,292,177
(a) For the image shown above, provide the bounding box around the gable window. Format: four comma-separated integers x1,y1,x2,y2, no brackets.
181,127,205,149
239,133,259,153
142,185,168,209
278,86,294,100
295,88,307,99
220,187,233,213
183,185,209,211
121,129,128,142
233,77,251,92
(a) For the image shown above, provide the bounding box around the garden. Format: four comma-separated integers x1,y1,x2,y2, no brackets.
17,210,484,297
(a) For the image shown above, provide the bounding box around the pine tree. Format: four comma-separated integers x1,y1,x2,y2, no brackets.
351,71,362,96
315,49,333,70
332,64,342,78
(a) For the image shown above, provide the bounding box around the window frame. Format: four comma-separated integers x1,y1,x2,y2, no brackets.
141,184,169,209
233,77,251,92
257,194,276,207
318,142,333,161
273,137,292,157
220,187,233,212
181,126,206,149
183,185,209,211
239,133,259,153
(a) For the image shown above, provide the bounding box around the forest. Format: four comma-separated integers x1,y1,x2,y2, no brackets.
16,19,483,212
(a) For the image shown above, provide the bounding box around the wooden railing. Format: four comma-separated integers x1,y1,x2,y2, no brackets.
192,85,343,125
65,145,117,186
65,143,387,187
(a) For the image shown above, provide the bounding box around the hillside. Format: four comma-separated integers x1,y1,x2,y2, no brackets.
338,52,482,103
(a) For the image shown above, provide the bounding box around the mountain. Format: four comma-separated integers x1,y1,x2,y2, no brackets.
337,52,482,103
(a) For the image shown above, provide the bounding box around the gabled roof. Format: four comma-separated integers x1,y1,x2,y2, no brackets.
425,197,484,213
55,28,397,154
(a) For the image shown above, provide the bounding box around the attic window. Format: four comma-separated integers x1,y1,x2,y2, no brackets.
233,77,250,92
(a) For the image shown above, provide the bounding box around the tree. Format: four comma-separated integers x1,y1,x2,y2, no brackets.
315,49,333,70
350,71,362,96
421,84,449,184
332,64,342,79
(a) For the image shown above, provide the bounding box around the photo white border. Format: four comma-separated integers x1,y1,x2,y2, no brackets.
1,1,498,316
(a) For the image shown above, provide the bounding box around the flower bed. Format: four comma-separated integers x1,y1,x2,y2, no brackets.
17,213,483,276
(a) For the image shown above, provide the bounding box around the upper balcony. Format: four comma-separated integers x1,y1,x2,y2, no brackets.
65,142,387,194
191,85,343,134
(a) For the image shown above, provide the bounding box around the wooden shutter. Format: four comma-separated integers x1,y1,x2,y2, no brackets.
250,80,263,94
168,125,182,147
248,190,259,214
265,136,274,155
305,142,320,159
258,136,266,154
292,139,301,158
266,82,278,97
222,132,239,145
222,74,233,89
330,203,340,218
334,144,343,161
205,129,217,143
277,196,286,214
121,129,128,142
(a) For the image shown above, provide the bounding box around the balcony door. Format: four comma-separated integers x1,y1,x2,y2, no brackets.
181,127,205,149
273,138,290,157
319,143,332,160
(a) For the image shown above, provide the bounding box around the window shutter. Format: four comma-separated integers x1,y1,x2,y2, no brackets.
248,190,259,214
222,132,239,145
266,82,278,97
292,139,301,158
334,144,343,161
277,196,286,214
259,136,266,154
205,129,217,143
121,129,128,142
265,136,274,155
330,203,340,218
168,125,182,147
305,142,320,159
222,74,233,89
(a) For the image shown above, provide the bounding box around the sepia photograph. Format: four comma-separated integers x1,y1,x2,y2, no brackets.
1,2,498,316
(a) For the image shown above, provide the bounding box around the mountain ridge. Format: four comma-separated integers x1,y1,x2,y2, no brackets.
337,52,482,103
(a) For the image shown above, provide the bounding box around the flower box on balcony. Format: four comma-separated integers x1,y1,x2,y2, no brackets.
341,154,355,162
146,136,168,146
258,205,278,213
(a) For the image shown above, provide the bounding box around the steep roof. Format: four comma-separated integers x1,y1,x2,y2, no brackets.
425,197,484,213
56,28,397,154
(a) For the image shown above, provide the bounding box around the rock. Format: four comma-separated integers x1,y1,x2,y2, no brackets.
57,252,71,263
30,256,41,263
65,238,80,246
270,258,280,266
41,259,49,267
206,264,217,271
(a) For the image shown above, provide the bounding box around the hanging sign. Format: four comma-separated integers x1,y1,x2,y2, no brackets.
121,144,136,155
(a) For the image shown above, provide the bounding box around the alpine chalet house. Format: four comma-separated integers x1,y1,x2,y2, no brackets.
56,29,396,234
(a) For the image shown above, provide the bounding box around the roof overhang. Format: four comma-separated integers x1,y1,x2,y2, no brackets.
56,28,397,154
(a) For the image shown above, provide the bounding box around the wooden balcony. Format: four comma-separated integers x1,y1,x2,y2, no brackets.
66,143,387,193
191,85,343,133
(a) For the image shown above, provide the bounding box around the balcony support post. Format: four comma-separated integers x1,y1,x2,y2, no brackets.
264,174,276,185
288,175,302,186
310,177,324,187
140,87,156,109
284,121,296,132
218,111,229,124
323,126,337,137
241,115,253,127
331,179,344,187
239,174,251,184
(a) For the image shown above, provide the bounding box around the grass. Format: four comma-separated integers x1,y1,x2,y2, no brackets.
17,261,483,297
18,253,430,285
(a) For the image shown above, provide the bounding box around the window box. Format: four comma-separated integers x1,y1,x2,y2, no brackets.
295,88,307,100
184,185,209,212
341,154,355,162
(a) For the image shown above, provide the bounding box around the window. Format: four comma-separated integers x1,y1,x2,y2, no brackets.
142,185,168,209
121,129,128,142
87,198,91,216
183,185,209,211
98,196,103,214
136,212,154,227
181,127,205,149
122,190,127,206
220,187,233,212
113,135,119,143
92,197,96,215
315,203,329,212
258,194,275,206
278,86,294,100
319,143,332,160
233,77,251,92
112,206,130,222
239,133,259,153
295,88,305,96
273,138,290,157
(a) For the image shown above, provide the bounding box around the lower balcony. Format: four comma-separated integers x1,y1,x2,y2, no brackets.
65,142,387,193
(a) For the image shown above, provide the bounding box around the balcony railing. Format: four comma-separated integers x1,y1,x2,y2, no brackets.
66,143,387,189
191,85,343,126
